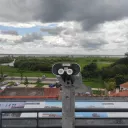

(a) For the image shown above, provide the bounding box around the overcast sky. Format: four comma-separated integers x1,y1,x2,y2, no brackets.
0,0,128,55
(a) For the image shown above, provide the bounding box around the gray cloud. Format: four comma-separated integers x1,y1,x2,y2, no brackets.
43,27,108,50
1,30,18,35
40,26,63,35
80,39,108,50
0,38,7,42
15,32,43,43
0,0,128,29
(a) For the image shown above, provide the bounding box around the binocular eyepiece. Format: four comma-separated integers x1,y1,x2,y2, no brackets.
52,63,80,76
58,68,73,75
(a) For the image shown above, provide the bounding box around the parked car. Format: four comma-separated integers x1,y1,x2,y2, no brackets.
0,74,8,78
1,81,8,86
42,75,46,79
14,82,20,86
49,84,56,88
3,74,8,77
0,86,6,90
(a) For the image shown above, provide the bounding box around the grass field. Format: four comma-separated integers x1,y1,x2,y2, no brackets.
92,90,105,95
0,66,55,77
0,57,117,78
75,57,115,70
97,61,112,69
0,57,117,88
83,79,105,88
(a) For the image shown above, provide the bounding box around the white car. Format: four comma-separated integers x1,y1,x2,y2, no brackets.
14,82,20,86
42,75,46,79
16,82,20,85
0,86,6,90
85,92,91,95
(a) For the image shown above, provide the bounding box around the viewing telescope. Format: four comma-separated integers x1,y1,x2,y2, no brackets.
52,63,81,128
52,63,80,84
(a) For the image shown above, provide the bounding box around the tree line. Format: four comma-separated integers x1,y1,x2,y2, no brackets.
14,57,76,72
0,56,13,64
82,57,128,90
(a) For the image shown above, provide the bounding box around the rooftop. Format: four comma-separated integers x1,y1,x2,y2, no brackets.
120,82,128,88
109,90,128,96
0,87,44,96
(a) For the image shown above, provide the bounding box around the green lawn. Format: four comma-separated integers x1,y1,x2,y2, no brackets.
97,62,112,69
35,83,46,87
0,66,55,77
75,58,90,69
83,80,105,88
0,57,117,78
75,58,114,70
92,90,103,95
7,71,55,77
0,63,112,78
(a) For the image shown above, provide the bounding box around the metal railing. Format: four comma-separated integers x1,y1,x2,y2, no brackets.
1,108,128,128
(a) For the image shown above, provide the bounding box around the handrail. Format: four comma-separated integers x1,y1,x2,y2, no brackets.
1,108,128,113
1,108,128,128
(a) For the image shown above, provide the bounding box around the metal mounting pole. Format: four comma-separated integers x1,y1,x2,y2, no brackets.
61,80,75,128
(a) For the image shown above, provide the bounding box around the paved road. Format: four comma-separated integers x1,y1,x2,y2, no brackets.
5,77,57,81
5,80,58,84
92,88,105,91
4,77,58,84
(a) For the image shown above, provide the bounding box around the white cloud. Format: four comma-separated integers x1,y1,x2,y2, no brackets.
0,20,128,55
99,19,128,50
0,22,57,28
0,34,21,41
42,21,107,49
41,20,128,54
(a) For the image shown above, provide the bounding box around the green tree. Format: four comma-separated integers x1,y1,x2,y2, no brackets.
17,69,24,82
83,63,97,71
0,67,4,82
82,63,99,79
24,76,29,94
106,78,116,91
24,76,29,88
36,78,41,85
115,74,125,86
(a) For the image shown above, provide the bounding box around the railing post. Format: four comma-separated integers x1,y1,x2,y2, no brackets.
0,110,2,128
37,112,39,128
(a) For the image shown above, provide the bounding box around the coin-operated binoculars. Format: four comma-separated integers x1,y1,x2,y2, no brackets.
52,63,81,128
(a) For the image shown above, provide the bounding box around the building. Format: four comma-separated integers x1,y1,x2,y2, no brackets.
109,90,128,96
109,82,128,96
120,82,128,91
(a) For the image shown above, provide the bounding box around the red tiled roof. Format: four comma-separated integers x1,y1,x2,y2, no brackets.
120,82,128,88
0,87,60,99
109,90,128,96
43,88,60,97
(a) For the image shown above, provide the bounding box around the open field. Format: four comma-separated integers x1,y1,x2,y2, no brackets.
0,66,55,77
83,79,105,88
74,57,117,69
0,57,117,77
